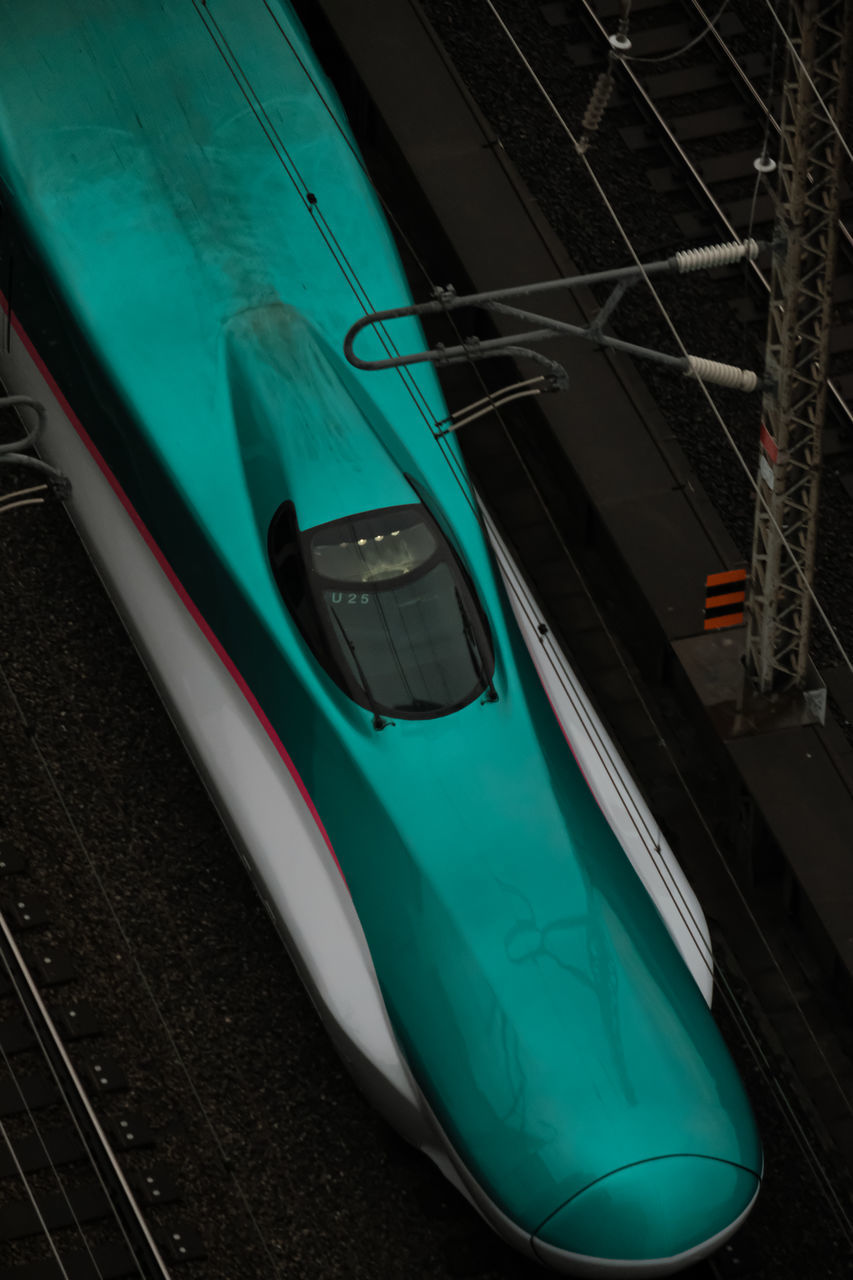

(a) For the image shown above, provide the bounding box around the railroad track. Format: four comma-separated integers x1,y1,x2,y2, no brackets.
0,867,203,1279
554,0,853,428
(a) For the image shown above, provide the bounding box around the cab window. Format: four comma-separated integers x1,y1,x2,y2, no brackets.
270,501,494,719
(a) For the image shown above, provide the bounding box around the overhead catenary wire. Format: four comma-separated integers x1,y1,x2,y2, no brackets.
572,0,799,393
621,0,733,63
246,0,556,532
250,0,525,506
576,0,735,149
191,0,442,442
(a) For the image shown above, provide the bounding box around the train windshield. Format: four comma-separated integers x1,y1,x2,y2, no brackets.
304,503,494,719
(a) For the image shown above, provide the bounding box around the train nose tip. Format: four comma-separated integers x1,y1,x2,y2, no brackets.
532,1155,760,1273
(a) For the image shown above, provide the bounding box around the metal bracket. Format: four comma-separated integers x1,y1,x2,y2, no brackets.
344,239,769,397
0,395,68,484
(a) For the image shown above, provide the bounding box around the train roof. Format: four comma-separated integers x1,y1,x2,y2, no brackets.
0,0,451,540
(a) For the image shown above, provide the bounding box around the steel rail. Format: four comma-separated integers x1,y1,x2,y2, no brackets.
0,908,174,1279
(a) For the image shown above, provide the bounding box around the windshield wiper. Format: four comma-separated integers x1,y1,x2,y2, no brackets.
455,588,498,704
330,608,395,731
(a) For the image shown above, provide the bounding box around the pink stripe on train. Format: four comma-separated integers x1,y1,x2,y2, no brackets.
0,288,346,885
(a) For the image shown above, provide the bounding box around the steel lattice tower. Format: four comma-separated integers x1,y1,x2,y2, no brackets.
745,0,851,694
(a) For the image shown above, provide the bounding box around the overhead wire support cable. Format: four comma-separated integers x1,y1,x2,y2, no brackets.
576,0,735,152
344,240,767,403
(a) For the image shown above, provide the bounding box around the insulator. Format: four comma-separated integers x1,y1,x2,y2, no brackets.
684,355,759,392
674,239,761,273
580,72,614,137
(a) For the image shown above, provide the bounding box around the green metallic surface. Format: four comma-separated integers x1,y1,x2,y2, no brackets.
0,0,761,1257
538,1157,759,1258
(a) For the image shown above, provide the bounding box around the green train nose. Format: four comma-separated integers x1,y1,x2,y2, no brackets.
533,1155,760,1269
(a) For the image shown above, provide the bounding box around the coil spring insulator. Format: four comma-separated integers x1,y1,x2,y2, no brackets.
675,239,761,273
581,72,614,136
685,356,759,392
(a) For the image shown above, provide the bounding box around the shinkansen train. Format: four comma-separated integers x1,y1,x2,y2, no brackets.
0,1,761,1274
